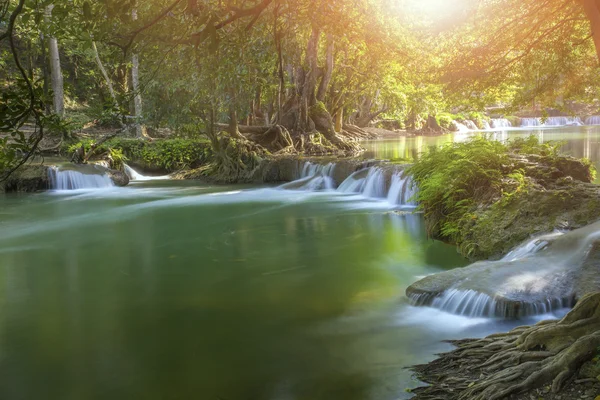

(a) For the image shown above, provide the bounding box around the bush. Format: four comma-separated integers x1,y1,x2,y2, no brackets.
436,113,455,130
63,138,213,172
409,137,509,249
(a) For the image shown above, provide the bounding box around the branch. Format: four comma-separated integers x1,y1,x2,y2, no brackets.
122,0,184,53
0,0,26,42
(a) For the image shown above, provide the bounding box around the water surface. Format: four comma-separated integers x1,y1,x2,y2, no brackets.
362,127,600,181
0,159,569,399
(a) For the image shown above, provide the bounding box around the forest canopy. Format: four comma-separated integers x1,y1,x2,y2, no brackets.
2,0,600,177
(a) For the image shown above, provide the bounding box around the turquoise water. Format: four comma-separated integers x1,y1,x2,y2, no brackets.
0,132,578,399
362,127,600,180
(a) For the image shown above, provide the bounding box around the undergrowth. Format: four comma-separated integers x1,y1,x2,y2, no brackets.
409,136,596,258
64,138,213,172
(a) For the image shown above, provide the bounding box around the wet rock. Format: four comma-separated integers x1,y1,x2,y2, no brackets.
1,165,50,193
407,220,600,318
107,169,129,187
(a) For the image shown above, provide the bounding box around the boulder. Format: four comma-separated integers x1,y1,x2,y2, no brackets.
407,220,600,318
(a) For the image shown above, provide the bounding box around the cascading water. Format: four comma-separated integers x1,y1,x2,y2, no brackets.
124,164,170,181
452,121,470,132
463,120,478,130
281,162,419,207
490,118,512,129
279,162,336,191
520,118,542,127
482,120,492,130
48,166,114,190
410,290,573,318
406,222,600,319
386,171,418,206
361,167,386,198
585,116,600,125
544,116,582,126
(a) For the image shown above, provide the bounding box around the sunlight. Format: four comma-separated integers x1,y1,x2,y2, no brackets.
405,0,468,21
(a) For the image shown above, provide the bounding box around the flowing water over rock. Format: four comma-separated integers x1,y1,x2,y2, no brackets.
48,165,115,190
490,118,512,129
124,164,171,181
585,116,600,125
407,221,600,318
281,161,418,207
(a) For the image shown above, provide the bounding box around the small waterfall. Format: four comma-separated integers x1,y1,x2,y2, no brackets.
300,162,336,179
362,167,386,198
520,117,542,127
482,120,492,130
48,166,114,190
544,116,582,126
502,231,565,261
279,161,336,191
463,120,478,130
585,116,600,125
281,162,420,206
124,164,170,181
490,118,512,129
409,290,573,318
452,121,470,132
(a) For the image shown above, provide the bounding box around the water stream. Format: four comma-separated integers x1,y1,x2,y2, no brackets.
1,127,598,399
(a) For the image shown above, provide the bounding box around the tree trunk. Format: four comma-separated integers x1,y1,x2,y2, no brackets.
334,108,343,133
39,33,51,114
92,41,118,108
316,34,334,103
581,0,600,63
131,8,145,137
45,5,64,117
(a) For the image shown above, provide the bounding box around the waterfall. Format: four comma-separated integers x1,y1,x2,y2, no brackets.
502,231,565,261
520,116,583,127
300,162,336,179
544,116,582,126
361,167,386,198
124,164,170,181
464,120,478,130
452,121,470,132
281,162,419,206
386,171,418,206
279,162,336,191
482,120,492,130
48,166,114,190
520,117,542,127
585,116,600,125
490,118,512,129
410,290,573,318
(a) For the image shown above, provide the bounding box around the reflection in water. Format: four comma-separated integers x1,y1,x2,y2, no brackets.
0,187,474,400
363,126,600,182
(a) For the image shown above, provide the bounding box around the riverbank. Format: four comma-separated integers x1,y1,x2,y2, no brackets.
410,293,600,400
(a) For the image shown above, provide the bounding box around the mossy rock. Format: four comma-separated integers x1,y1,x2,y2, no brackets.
1,165,50,193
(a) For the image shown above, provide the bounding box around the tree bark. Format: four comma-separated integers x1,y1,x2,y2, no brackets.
131,8,145,137
316,34,334,103
581,0,600,63
334,108,343,133
45,5,64,117
92,41,118,107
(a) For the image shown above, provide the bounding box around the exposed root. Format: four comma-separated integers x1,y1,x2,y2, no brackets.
412,292,600,400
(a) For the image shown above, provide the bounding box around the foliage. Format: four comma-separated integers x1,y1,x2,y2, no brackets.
409,136,597,257
65,138,212,172
108,148,127,171
409,137,509,250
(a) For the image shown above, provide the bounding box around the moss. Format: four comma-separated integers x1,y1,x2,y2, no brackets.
410,136,599,259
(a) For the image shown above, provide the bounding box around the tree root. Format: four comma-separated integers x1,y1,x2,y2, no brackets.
412,292,600,400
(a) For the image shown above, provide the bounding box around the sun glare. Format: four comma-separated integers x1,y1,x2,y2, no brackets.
406,0,468,22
